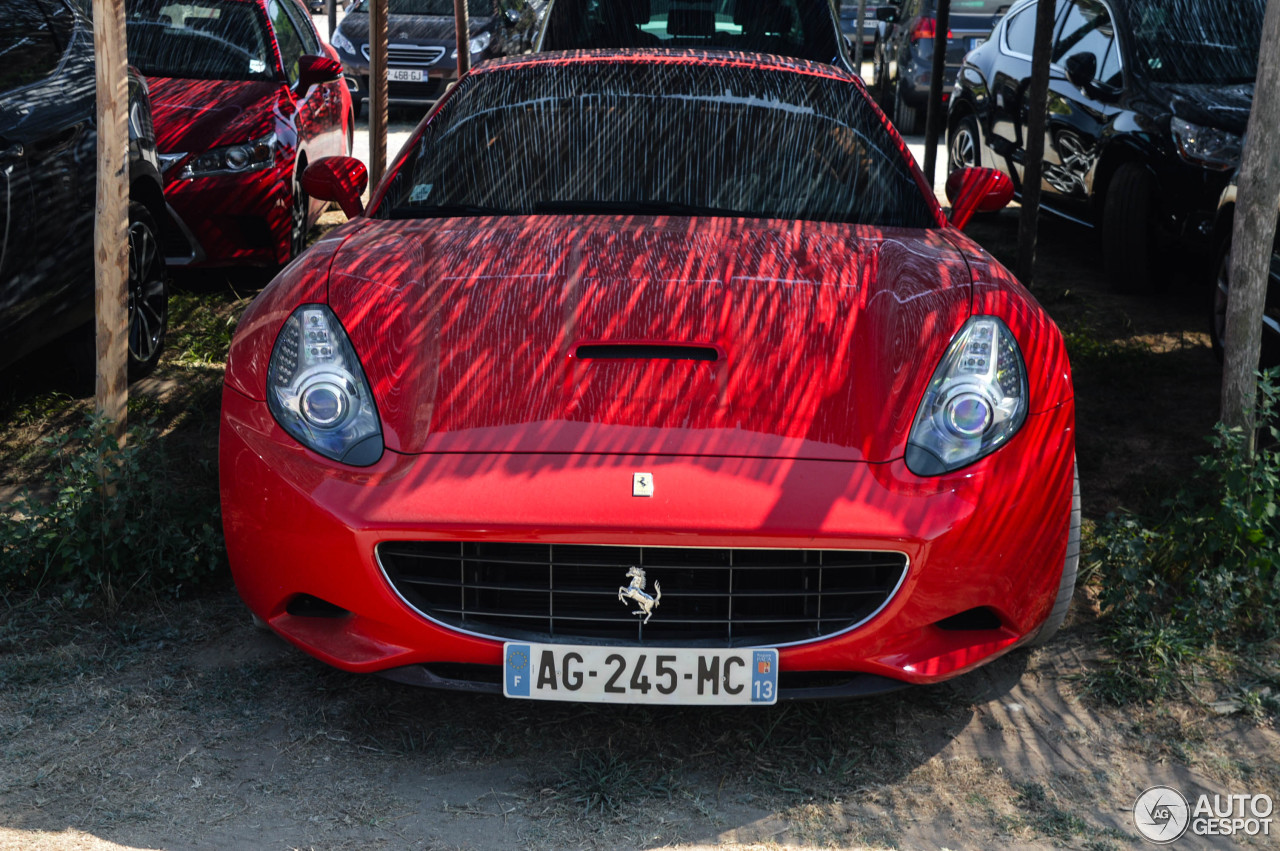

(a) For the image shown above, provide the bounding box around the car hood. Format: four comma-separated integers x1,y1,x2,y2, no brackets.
337,12,489,44
326,215,975,462
1159,81,1254,136
145,76,285,154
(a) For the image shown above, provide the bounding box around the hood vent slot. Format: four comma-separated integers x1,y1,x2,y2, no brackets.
575,343,719,362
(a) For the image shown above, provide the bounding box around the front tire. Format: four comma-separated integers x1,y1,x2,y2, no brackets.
126,202,168,380
1101,163,1158,293
289,172,310,261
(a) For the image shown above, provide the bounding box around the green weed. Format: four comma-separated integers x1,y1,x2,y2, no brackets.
0,415,225,605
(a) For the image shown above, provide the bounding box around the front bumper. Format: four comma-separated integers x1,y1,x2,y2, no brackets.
162,163,293,267
220,384,1076,697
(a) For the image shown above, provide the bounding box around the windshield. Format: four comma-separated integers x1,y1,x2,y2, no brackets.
350,0,493,17
1123,0,1263,85
126,0,274,81
542,0,840,62
379,60,937,227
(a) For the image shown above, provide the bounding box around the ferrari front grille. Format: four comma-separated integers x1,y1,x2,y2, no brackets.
377,542,907,647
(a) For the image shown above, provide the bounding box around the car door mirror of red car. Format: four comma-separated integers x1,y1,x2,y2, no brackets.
297,55,343,93
302,156,368,219
946,167,1015,230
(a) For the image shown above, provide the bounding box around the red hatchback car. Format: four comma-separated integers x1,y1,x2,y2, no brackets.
221,50,1078,703
126,0,353,268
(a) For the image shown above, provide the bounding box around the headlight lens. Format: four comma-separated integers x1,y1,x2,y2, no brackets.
1171,117,1242,170
450,31,492,59
267,304,383,466
331,27,356,55
180,133,279,179
905,316,1028,476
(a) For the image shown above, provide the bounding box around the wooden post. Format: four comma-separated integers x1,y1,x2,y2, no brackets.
853,0,868,74
454,0,471,79
1221,0,1280,443
921,0,949,187
327,0,337,39
93,0,129,441
1014,0,1056,286
369,0,388,186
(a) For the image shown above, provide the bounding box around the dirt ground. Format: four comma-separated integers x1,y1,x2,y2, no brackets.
2,206,1278,850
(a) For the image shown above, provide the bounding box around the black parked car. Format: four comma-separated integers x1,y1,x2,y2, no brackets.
872,0,1009,134
839,1,895,51
1210,177,1280,370
330,0,535,108
0,0,169,378
536,0,850,69
948,0,1262,292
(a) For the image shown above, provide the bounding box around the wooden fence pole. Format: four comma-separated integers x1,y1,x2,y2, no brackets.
92,0,129,441
454,0,471,79
1221,0,1280,444
1014,0,1056,286
369,0,388,186
853,0,868,74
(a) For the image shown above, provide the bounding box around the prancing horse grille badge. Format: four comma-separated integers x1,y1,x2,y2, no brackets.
618,566,661,623
632,472,654,497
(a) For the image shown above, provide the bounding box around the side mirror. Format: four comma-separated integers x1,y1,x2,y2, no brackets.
875,6,896,22
297,55,343,93
946,166,1014,230
1064,52,1097,93
302,156,368,219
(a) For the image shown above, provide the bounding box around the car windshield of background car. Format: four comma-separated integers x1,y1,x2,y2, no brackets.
349,0,493,19
542,0,839,63
0,0,75,94
378,61,939,227
126,0,275,81
1123,0,1262,86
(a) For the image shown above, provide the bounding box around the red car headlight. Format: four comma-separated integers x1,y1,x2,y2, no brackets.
266,304,383,466
905,316,1028,476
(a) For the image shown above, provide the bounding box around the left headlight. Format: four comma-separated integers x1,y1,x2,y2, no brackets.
450,31,492,59
1171,117,1242,170
180,132,279,179
267,304,384,466
905,316,1028,476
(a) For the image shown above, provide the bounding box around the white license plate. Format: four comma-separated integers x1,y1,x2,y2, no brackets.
969,37,985,49
503,643,779,705
388,68,423,82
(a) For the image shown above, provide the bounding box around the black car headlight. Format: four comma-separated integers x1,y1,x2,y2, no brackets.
1171,118,1242,170
905,316,1028,476
451,32,492,59
180,133,279,179
267,304,383,466
331,27,357,56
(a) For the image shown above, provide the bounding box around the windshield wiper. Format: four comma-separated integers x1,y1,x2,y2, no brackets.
387,204,518,219
530,200,748,217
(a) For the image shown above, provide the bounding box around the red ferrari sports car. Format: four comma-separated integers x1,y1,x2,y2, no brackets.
220,49,1078,703
126,0,353,267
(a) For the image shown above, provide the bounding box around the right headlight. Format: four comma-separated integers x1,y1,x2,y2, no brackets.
905,316,1028,476
267,304,383,466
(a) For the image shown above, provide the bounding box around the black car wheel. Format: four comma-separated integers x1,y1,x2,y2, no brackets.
127,202,168,380
290,173,309,261
894,79,922,136
1101,162,1159,293
948,112,981,172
